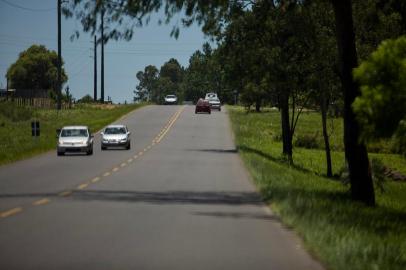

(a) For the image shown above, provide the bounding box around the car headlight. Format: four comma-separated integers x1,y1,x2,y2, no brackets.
120,138,127,143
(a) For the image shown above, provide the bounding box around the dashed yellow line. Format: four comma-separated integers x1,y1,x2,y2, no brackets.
1,106,186,219
91,177,101,183
59,191,72,197
77,183,88,190
33,198,50,206
1,207,22,218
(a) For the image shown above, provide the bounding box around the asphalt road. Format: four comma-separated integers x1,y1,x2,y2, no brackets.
0,105,324,270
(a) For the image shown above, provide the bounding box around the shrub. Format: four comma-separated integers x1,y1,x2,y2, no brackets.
0,101,33,121
294,133,320,149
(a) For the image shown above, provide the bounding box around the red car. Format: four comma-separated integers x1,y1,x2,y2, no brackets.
195,98,211,114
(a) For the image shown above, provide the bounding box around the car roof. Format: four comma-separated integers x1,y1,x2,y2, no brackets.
62,126,88,129
105,124,126,128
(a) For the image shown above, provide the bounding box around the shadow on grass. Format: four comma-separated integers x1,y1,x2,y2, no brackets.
259,183,406,234
237,144,314,175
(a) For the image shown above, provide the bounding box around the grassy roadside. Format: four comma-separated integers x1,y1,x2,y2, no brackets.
0,103,146,166
228,106,406,270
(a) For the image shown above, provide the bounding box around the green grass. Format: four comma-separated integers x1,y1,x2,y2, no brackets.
228,106,406,270
0,103,145,166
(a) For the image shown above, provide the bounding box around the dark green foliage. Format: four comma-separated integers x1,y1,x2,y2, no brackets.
6,45,68,91
0,101,33,122
77,94,95,103
353,36,406,141
294,133,321,149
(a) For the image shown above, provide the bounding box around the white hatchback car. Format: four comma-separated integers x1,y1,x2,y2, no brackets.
57,126,94,156
164,95,178,105
101,125,131,150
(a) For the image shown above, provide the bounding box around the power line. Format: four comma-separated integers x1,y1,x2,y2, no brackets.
0,0,55,12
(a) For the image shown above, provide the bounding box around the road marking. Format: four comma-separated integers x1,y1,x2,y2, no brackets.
147,145,152,149
77,183,88,190
120,163,127,167
112,167,119,172
156,106,185,143
103,172,111,177
127,158,133,163
152,142,156,146
33,198,50,206
144,148,148,152
1,207,22,218
91,177,101,183
133,155,138,159
59,191,72,197
138,152,143,156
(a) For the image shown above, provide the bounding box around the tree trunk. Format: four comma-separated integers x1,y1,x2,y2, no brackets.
255,98,261,112
280,92,293,164
331,0,375,205
321,92,333,177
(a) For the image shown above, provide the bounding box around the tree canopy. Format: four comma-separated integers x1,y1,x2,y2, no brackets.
6,45,68,91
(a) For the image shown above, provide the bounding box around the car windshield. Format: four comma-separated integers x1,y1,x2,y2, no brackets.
104,127,126,134
61,129,88,137
166,95,176,98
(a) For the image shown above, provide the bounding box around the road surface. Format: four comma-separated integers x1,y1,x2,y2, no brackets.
0,105,323,270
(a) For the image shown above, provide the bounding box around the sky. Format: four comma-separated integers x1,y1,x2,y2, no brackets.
0,0,210,103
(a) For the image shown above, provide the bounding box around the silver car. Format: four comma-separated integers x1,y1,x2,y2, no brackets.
101,125,131,150
57,126,94,156
164,94,178,105
207,97,221,111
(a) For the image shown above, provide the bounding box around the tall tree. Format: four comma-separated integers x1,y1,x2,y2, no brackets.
135,65,159,102
6,45,68,91
331,0,375,205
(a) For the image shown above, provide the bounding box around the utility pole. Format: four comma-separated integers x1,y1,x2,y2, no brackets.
100,7,105,103
94,35,97,101
57,0,62,110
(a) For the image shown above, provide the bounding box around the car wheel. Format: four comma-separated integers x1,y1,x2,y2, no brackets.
87,148,93,155
126,142,131,150
57,151,64,156
195,110,198,114
101,146,106,150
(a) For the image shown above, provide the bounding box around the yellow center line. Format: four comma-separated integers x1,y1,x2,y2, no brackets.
1,207,23,218
77,183,88,190
103,172,111,177
59,190,72,197
91,177,101,183
33,198,50,206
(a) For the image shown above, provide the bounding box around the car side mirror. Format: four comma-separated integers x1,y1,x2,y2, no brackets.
56,129,61,138
91,134,94,138
127,131,131,135
100,132,104,135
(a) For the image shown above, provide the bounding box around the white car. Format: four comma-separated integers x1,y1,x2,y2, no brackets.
101,125,131,150
164,95,178,105
57,126,94,156
205,92,218,100
207,97,221,111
